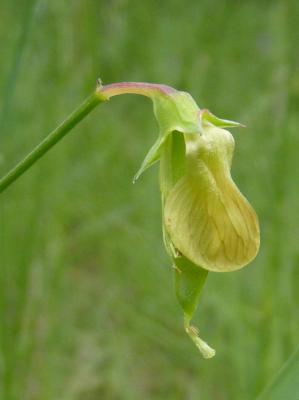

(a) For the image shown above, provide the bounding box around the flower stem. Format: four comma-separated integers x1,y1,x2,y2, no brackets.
0,90,107,194
0,81,176,194
101,82,176,99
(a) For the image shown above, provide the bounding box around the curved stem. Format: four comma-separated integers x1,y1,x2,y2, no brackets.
0,90,107,194
100,82,176,99
0,81,176,194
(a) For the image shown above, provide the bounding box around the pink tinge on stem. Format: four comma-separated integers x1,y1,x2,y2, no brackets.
100,82,177,99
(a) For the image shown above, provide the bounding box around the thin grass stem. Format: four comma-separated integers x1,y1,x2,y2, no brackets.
0,90,107,194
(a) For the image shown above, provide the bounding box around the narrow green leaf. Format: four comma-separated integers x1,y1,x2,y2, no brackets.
256,346,299,400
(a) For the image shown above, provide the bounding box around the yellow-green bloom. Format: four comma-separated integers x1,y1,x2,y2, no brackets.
164,120,260,273
101,82,260,358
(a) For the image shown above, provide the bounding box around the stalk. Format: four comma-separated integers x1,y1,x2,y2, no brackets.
0,81,172,194
0,89,107,193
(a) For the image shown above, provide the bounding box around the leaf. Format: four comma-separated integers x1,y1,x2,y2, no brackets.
256,346,299,400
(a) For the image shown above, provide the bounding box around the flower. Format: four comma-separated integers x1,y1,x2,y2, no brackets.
163,115,260,273
101,82,260,358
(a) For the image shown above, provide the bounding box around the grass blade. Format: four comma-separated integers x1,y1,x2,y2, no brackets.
256,346,299,400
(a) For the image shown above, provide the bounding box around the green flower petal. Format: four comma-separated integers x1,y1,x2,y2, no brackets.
164,126,260,272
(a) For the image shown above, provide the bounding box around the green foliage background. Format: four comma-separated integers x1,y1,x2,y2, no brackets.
1,1,299,399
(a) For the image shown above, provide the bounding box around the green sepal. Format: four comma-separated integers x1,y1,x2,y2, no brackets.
134,90,201,181
133,136,166,182
152,91,201,134
159,130,186,195
173,256,215,358
174,256,208,318
200,109,245,128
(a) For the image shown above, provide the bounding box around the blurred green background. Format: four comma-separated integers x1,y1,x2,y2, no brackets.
1,0,299,399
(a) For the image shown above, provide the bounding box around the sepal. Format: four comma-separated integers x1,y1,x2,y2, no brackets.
133,136,166,182
200,109,245,128
134,91,201,181
173,256,215,358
